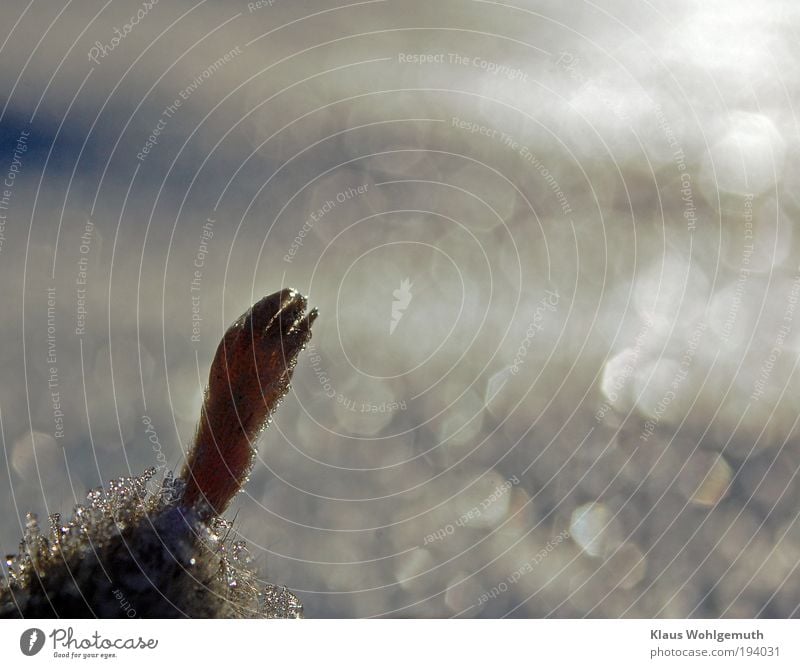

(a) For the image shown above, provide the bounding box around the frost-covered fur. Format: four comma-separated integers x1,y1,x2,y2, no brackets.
0,470,302,619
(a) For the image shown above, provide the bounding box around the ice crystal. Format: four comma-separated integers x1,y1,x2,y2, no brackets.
0,470,303,619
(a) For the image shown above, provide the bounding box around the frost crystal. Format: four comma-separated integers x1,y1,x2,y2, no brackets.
0,470,303,619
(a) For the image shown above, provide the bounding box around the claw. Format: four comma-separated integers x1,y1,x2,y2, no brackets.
247,288,299,332
181,289,316,515
283,308,317,355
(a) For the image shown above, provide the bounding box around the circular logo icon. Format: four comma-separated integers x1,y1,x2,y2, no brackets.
20,628,45,656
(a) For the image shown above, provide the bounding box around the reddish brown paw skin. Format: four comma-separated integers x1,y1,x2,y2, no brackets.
181,289,317,516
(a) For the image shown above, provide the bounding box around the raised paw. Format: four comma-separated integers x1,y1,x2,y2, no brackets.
181,289,316,515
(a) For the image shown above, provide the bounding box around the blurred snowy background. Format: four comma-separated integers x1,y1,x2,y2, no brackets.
1,0,799,617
